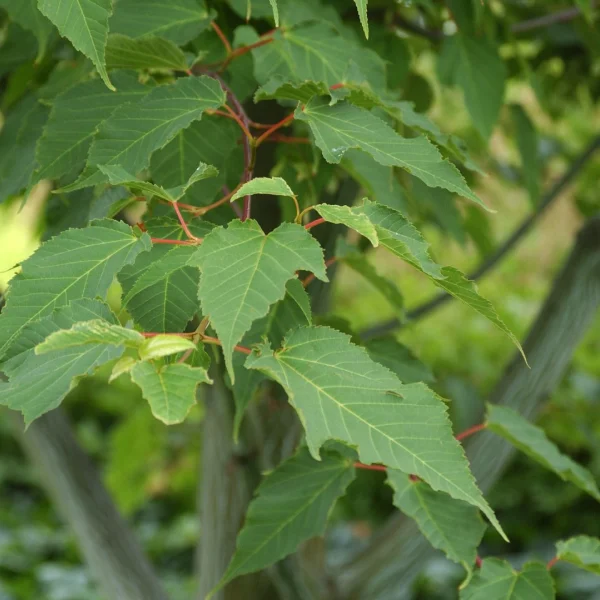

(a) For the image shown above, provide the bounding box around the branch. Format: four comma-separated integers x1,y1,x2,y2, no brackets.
360,135,600,339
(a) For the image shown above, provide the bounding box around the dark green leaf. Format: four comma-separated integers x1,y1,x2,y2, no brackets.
105,34,189,72
365,336,433,384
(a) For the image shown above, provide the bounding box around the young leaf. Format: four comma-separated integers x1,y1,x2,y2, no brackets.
231,177,295,202
314,204,379,247
246,326,505,538
556,536,600,574
387,471,486,573
213,447,355,593
105,34,189,72
192,220,327,380
34,73,149,185
110,0,214,45
0,300,123,424
359,201,525,360
37,0,115,90
0,220,151,361
365,337,434,384
486,404,600,501
460,559,555,600
353,0,369,38
62,76,226,191
296,98,486,209
123,245,200,333
438,35,506,141
36,320,144,354
0,0,53,61
129,361,211,425
138,336,197,361
98,163,218,202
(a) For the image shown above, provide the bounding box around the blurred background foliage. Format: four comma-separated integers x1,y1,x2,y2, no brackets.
1,0,599,598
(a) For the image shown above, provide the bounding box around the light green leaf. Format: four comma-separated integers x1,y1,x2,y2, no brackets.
37,0,114,90
365,336,434,384
62,76,226,191
214,447,354,593
192,220,327,380
353,0,369,37
438,35,506,140
314,204,379,246
296,98,485,209
105,34,189,72
486,404,600,501
98,162,218,202
556,536,600,574
269,0,279,26
0,220,151,362
0,300,122,424
110,356,138,382
123,245,200,333
130,361,211,424
511,104,540,206
246,326,505,538
110,0,213,45
36,320,144,354
575,0,595,22
138,335,197,361
460,559,555,600
360,201,525,359
0,0,53,61
34,73,149,185
231,177,295,202
387,471,486,573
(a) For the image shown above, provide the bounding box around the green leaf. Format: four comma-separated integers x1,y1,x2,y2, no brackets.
360,200,525,359
269,0,279,26
37,0,115,91
0,220,151,361
314,204,379,246
231,177,295,203
110,0,213,45
365,336,434,384
214,447,354,593
438,35,506,140
62,76,226,192
296,98,485,209
575,0,595,22
511,104,541,206
36,320,144,354
486,404,600,501
98,163,218,202
192,220,327,380
110,356,138,382
0,0,53,61
353,0,369,38
556,536,600,574
129,361,211,424
34,72,149,185
105,34,189,72
138,336,197,361
246,326,505,538
387,471,486,572
460,559,555,600
232,278,312,439
122,245,200,333
0,300,123,424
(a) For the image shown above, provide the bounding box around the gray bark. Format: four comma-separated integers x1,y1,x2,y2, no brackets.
335,216,600,599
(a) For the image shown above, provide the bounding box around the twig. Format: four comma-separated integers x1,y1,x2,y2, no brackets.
360,135,600,339
256,113,295,146
211,21,232,55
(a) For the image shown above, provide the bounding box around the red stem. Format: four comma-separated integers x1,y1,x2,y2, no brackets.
201,335,252,355
304,217,326,230
171,201,201,241
211,21,232,55
256,113,295,145
222,38,275,69
547,556,559,570
354,462,387,472
264,135,311,144
223,104,254,142
150,238,197,246
302,256,337,287
475,555,483,568
330,82,345,90
455,423,487,442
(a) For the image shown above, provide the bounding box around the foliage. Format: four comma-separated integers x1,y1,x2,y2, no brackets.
0,0,598,598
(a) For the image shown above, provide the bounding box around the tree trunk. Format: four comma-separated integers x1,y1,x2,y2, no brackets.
335,216,600,599
12,408,169,600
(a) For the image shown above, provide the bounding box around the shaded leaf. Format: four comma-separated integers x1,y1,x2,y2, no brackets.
387,471,486,572
105,34,189,72
130,361,210,424
37,0,114,90
556,536,600,575
486,404,600,501
246,326,505,538
365,337,433,384
192,220,327,379
0,220,151,361
214,447,354,592
0,0,53,60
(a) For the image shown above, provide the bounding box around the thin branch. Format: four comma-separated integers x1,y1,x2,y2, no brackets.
360,135,600,339
221,37,275,70
455,423,487,442
547,556,560,570
223,104,254,143
302,257,337,288
201,335,252,355
354,462,387,472
171,201,202,241
211,21,232,55
256,113,295,146
304,217,325,231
